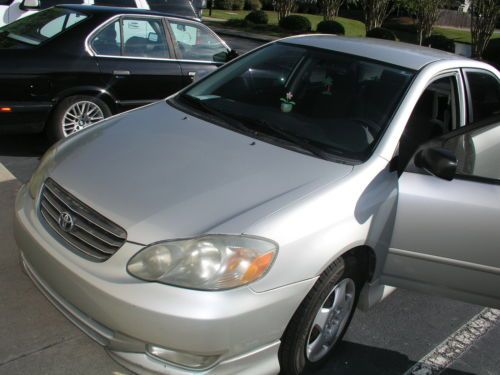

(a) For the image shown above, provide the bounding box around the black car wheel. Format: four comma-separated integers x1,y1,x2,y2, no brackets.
47,95,111,142
279,255,364,375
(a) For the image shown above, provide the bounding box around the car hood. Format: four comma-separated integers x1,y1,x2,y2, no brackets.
49,101,353,244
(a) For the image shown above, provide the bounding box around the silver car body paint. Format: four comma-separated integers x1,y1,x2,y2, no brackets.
14,35,500,374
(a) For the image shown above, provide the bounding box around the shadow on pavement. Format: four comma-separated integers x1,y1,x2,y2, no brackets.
312,341,473,375
0,134,50,157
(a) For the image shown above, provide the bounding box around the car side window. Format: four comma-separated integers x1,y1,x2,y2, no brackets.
91,20,121,56
443,118,500,182
465,71,500,124
0,0,14,5
39,10,87,38
92,17,171,59
398,75,461,170
122,17,170,58
168,20,228,62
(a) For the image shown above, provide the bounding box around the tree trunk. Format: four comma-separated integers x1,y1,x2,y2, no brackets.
362,0,393,32
471,0,498,59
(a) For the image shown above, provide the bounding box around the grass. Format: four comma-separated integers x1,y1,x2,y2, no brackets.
205,9,500,44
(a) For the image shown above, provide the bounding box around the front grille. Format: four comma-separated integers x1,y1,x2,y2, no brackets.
39,178,127,262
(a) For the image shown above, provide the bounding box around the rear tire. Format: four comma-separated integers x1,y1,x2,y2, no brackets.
46,95,111,143
279,255,364,375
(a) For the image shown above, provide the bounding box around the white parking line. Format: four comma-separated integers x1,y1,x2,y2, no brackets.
404,308,500,375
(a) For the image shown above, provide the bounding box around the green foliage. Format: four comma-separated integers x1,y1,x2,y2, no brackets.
279,15,312,32
317,20,345,34
214,0,233,10
232,0,245,10
260,0,274,10
245,10,269,24
423,34,455,52
244,0,262,10
225,18,249,27
296,1,321,14
366,27,398,40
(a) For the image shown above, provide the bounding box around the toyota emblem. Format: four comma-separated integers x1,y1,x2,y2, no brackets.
58,212,74,232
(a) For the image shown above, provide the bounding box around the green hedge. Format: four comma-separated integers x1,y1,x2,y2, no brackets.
245,10,269,24
317,20,345,35
366,27,398,41
423,35,455,53
214,0,233,10
279,15,312,32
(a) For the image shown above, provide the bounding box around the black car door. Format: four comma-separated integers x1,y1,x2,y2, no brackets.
90,15,183,111
166,19,230,85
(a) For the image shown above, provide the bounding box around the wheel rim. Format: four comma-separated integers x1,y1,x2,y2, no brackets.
62,101,104,137
306,278,356,363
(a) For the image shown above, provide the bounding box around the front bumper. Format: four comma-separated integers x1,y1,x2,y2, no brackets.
14,184,316,374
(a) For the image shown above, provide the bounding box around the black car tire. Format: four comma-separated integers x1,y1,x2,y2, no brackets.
47,95,111,142
279,255,364,375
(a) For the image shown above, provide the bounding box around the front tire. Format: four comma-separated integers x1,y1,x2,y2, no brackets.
279,255,364,375
47,95,111,142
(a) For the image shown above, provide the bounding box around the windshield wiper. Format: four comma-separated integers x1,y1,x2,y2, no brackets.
178,94,252,134
232,115,332,160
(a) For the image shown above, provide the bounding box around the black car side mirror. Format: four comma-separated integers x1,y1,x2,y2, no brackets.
414,147,457,181
20,0,40,10
213,49,238,63
226,49,238,61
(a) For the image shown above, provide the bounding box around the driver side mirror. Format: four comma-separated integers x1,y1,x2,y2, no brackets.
20,0,40,10
213,49,238,63
414,146,457,181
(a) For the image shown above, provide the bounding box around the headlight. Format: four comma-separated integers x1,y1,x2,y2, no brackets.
127,235,277,290
28,146,57,199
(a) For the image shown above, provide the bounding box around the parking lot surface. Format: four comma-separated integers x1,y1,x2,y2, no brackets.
1,34,499,375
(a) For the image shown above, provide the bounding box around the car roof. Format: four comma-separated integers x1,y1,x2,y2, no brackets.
282,35,466,71
57,4,199,21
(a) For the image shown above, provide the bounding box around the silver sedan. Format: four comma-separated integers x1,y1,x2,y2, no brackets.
14,35,500,375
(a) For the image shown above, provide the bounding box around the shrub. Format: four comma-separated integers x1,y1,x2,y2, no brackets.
423,35,455,53
279,15,312,33
226,18,249,27
261,0,273,10
245,10,268,24
316,20,345,35
214,0,233,10
244,0,262,10
484,39,500,69
232,0,245,10
366,27,398,41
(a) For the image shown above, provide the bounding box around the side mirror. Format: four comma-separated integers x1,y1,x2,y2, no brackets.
213,49,238,63
20,0,40,10
414,147,457,181
226,49,238,61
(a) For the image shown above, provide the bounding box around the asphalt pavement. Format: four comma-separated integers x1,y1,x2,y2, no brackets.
1,34,500,375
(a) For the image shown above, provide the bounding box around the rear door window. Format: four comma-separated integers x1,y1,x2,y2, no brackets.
465,71,500,124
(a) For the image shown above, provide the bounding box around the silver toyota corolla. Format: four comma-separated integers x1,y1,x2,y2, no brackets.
14,35,500,375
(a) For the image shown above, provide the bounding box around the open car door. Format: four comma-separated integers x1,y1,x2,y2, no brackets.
382,116,500,308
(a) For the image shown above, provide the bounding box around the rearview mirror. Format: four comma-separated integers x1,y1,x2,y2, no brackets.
414,147,457,181
20,0,40,9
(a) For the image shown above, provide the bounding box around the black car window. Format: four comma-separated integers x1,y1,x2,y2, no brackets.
92,17,171,58
0,0,14,5
122,18,170,58
146,0,197,18
93,0,137,7
0,8,87,47
91,19,121,56
466,71,500,124
39,0,84,9
168,20,227,61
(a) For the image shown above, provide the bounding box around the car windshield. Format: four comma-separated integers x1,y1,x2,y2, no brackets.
178,42,415,162
0,8,87,48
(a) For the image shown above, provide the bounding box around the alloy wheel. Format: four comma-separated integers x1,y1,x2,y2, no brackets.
62,101,104,137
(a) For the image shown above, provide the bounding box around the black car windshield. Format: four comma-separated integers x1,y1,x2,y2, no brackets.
179,42,415,162
0,8,87,47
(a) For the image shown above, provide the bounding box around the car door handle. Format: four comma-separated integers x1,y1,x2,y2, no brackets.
113,70,130,76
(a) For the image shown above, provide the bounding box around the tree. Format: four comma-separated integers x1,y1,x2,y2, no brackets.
401,0,448,45
470,0,499,59
322,0,345,20
274,0,295,20
360,0,393,31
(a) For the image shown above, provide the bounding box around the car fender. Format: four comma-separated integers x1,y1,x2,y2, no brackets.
53,86,118,113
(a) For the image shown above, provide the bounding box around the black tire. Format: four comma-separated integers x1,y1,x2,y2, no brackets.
46,95,111,143
279,255,365,375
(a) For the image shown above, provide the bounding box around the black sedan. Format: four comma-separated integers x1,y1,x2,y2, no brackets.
0,5,234,140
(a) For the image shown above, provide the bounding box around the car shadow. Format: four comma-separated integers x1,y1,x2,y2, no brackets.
309,340,473,375
0,134,50,157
